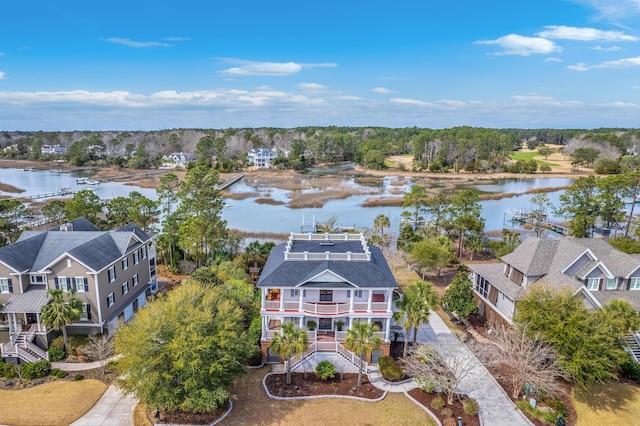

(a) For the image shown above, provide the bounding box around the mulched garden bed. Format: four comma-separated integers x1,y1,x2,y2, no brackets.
407,388,480,426
147,401,230,425
265,372,385,399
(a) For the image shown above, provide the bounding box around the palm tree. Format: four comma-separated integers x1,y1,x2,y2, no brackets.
394,281,439,357
344,321,382,387
40,288,83,350
269,321,308,384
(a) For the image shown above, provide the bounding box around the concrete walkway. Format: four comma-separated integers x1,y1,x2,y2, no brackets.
70,385,136,426
53,355,121,372
367,365,418,392
413,311,533,426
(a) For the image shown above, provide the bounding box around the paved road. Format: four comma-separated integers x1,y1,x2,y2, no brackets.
415,311,533,426
70,385,136,426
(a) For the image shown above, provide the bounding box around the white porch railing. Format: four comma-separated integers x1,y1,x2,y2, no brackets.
285,341,368,374
353,302,368,311
372,302,388,311
263,300,391,314
284,301,299,310
24,340,49,361
307,330,317,341
302,302,350,315
265,301,279,310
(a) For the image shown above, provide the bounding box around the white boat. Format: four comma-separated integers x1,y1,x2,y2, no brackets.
76,177,88,184
85,180,100,185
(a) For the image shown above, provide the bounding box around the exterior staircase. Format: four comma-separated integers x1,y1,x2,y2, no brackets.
625,333,640,362
286,341,367,374
1,331,49,363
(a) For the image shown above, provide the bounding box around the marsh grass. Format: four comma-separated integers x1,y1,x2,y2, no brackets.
223,191,261,200
361,197,404,207
0,182,25,193
255,198,286,205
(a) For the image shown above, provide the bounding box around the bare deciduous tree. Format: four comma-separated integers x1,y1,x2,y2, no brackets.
83,333,114,374
482,323,566,399
405,343,478,404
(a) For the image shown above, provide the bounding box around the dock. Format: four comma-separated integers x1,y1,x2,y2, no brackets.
504,208,568,235
217,173,246,191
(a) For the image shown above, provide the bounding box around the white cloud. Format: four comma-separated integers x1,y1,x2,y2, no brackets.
338,95,364,101
390,98,432,106
593,45,622,51
163,37,190,42
568,55,640,70
475,34,561,56
104,37,172,48
536,25,638,41
545,57,563,62
298,83,327,92
372,87,394,94
220,59,337,76
0,71,5,80
570,0,640,20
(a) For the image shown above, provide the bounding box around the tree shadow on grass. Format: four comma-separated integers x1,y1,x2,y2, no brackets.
572,382,638,413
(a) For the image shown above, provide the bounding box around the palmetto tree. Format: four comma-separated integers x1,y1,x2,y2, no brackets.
40,288,83,350
344,321,382,387
394,281,439,358
269,321,308,384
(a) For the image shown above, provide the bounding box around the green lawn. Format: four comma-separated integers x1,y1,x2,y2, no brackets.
509,151,558,166
573,382,640,425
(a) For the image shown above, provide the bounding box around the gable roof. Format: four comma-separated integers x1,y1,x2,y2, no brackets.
257,241,397,289
0,220,153,273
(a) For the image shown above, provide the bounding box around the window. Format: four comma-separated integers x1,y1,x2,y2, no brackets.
107,293,115,307
67,259,72,268
56,276,71,291
122,258,129,270
133,251,140,265
122,282,129,295
475,275,489,298
80,304,91,321
142,246,147,259
132,274,139,287
606,278,617,290
74,277,88,292
0,278,12,293
290,289,300,297
587,278,600,291
30,275,46,285
319,290,333,302
108,266,116,283
631,277,640,290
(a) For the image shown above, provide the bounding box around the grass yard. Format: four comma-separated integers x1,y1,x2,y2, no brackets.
219,366,437,426
0,379,107,426
509,150,558,166
573,382,640,425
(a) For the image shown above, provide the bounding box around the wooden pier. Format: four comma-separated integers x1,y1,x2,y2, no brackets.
217,173,246,191
504,208,568,235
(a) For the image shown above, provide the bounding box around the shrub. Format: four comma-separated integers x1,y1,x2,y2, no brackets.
430,396,446,410
306,320,317,331
48,336,66,362
620,357,640,382
22,360,51,380
440,407,453,418
0,361,16,379
68,335,88,356
247,345,263,367
51,368,67,378
464,398,479,416
316,360,336,381
74,374,84,381
378,356,406,382
417,377,437,393
443,418,457,426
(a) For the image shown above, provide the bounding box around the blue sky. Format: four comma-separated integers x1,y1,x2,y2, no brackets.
1,0,640,130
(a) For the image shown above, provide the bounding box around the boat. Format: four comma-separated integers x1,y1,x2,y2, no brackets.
76,177,88,184
85,180,100,185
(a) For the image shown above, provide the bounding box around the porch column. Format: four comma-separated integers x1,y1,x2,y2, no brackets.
299,317,304,328
385,318,391,342
279,288,285,312
36,313,42,333
7,313,15,335
261,288,266,310
387,290,393,312
299,289,304,312
261,316,267,339
367,290,373,313
349,290,355,313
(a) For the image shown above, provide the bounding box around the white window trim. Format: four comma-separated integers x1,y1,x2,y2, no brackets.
75,277,86,292
606,278,617,290
0,278,10,293
122,258,129,271
132,274,139,287
133,251,140,265
107,293,115,307
587,278,600,291
122,282,129,295
631,277,640,290
58,276,70,292
30,275,46,284
108,266,116,283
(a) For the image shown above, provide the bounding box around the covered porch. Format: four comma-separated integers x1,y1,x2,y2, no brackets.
261,315,391,343
1,288,50,362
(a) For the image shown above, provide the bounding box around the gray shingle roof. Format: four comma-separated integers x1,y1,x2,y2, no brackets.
468,263,525,300
257,242,397,289
0,221,153,273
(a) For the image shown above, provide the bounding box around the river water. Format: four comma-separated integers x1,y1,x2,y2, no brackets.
0,167,573,235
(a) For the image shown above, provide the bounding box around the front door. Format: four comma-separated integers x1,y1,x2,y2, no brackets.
25,313,36,324
319,318,332,331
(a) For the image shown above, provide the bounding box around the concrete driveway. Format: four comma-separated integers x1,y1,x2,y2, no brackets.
70,385,136,426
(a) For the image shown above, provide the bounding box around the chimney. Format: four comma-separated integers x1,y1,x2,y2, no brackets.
60,223,73,232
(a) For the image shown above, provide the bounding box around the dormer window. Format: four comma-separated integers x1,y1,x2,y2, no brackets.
587,278,600,291
30,275,46,285
606,278,617,290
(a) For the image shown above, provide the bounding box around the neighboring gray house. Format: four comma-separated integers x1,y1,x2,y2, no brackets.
0,218,158,362
247,148,278,168
257,233,398,365
41,144,66,155
161,152,195,169
469,237,640,325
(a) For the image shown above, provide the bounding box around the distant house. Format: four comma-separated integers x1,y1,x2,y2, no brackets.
41,144,66,155
257,233,398,366
0,218,158,362
161,152,195,169
468,236,640,326
248,148,278,168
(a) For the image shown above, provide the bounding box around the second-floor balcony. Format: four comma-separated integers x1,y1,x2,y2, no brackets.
264,300,390,314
